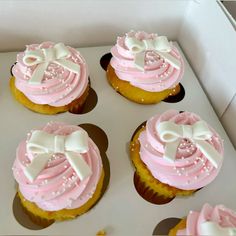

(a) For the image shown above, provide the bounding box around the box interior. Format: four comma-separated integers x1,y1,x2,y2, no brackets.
0,43,235,235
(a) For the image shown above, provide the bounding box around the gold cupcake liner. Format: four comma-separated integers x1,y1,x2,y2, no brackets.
106,64,180,104
9,76,89,115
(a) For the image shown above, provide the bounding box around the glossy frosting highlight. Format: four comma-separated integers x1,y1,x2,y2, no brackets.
138,110,224,190
177,204,236,235
12,122,102,211
110,31,184,92
12,42,88,107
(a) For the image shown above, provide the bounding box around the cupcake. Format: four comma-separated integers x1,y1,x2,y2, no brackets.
169,203,236,236
10,42,89,114
12,122,104,225
107,31,184,104
130,110,224,201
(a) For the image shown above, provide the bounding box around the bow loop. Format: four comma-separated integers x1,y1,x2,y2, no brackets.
23,49,44,66
154,36,172,52
125,37,144,54
125,36,180,71
157,121,182,142
54,42,71,58
156,120,222,168
27,130,54,154
23,43,80,85
24,129,92,182
192,121,212,140
65,130,89,153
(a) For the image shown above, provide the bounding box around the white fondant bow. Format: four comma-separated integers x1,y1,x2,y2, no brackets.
200,221,236,235
24,130,92,182
156,121,222,168
125,36,181,71
23,43,80,85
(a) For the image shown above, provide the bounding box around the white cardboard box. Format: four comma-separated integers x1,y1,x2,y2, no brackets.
0,0,235,235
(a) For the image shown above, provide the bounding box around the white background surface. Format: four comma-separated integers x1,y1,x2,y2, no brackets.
0,44,235,235
0,0,235,146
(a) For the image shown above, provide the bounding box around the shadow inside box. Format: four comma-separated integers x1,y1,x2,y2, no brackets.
163,83,185,103
152,217,182,235
68,85,98,115
12,193,54,230
100,52,112,71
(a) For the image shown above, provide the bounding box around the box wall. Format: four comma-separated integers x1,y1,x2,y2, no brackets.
177,0,236,147
178,0,236,117
0,0,188,51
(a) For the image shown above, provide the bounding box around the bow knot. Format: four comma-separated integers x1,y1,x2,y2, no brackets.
156,121,222,168
23,43,81,85
24,130,92,182
43,48,56,62
54,135,65,153
182,125,193,139
125,36,180,71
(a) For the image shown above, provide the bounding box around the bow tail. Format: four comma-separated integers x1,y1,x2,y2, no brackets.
163,140,181,162
28,63,49,85
66,152,92,181
56,59,81,74
134,51,146,71
157,51,181,70
24,153,51,182
196,140,221,168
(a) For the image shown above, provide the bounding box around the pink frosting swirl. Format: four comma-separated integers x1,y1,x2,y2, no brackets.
177,203,236,235
12,42,88,107
12,122,103,211
139,110,224,190
110,31,184,92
